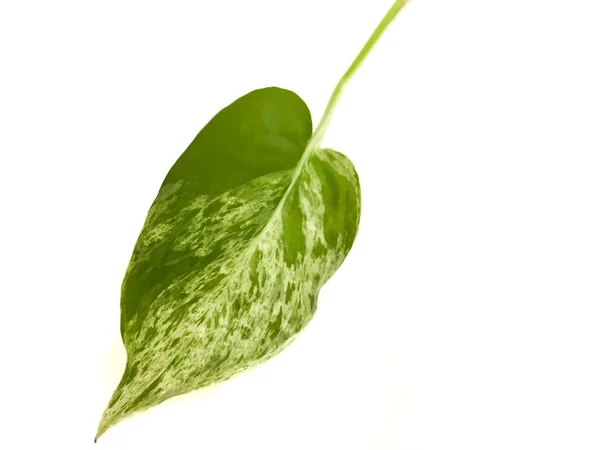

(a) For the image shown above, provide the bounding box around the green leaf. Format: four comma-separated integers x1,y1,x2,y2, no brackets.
96,0,408,440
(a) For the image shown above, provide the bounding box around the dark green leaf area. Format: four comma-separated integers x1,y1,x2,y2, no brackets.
164,87,312,196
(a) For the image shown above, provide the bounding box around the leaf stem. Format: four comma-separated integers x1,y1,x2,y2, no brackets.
307,0,409,152
257,0,407,221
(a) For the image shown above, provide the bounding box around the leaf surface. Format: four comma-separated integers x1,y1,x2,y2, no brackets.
97,0,409,439
96,87,360,438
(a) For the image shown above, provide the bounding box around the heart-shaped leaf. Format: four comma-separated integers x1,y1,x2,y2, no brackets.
96,0,408,440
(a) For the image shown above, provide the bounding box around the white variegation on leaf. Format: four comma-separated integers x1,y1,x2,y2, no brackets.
96,0,408,440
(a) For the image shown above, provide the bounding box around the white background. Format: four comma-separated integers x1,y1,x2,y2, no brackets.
1,0,599,448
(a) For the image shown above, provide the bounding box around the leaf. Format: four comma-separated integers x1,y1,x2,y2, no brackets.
96,0,408,441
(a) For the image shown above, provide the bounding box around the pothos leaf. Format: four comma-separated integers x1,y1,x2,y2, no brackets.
96,0,408,440
97,88,360,437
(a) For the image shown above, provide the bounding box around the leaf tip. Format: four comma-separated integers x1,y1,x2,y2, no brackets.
94,422,107,443
94,403,121,443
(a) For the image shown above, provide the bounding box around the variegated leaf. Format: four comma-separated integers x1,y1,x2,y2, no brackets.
96,87,360,439
97,0,408,439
